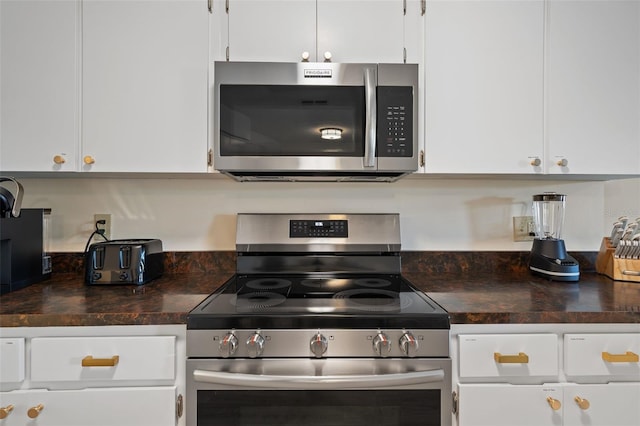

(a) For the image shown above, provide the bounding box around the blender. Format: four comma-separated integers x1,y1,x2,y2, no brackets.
528,193,580,281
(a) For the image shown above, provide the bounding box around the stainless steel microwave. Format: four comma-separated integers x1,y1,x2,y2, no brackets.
213,62,418,182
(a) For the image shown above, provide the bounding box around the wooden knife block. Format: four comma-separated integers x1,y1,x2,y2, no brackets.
595,237,640,283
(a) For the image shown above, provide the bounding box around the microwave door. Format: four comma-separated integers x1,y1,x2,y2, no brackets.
217,84,370,172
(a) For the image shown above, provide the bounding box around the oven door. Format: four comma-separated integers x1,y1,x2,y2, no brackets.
186,358,451,426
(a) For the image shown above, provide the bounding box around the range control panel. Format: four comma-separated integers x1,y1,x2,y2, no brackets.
290,220,348,238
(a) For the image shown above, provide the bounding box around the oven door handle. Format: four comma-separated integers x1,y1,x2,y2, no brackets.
193,368,444,389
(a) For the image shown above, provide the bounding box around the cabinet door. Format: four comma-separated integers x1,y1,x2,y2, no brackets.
0,0,79,172
82,0,208,172
227,0,316,62
317,0,405,63
457,384,562,426
424,0,544,174
0,387,176,426
546,0,640,175
564,383,640,426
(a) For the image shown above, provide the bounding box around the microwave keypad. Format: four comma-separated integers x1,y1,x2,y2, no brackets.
377,86,413,157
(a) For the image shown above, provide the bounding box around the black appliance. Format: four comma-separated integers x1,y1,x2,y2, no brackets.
85,239,164,285
186,213,451,426
528,193,580,282
0,177,51,294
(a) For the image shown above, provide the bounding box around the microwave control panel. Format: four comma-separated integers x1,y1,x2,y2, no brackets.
377,86,413,158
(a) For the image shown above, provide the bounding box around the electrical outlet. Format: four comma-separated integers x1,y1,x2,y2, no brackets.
513,216,535,242
94,213,112,240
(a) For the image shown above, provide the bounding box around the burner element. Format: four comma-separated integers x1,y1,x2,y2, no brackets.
233,292,287,310
245,278,292,290
332,289,413,312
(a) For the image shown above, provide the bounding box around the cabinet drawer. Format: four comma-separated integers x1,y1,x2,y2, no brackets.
459,334,558,379
31,336,175,382
565,333,640,378
0,338,25,383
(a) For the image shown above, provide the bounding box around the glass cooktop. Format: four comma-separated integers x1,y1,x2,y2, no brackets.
187,274,450,330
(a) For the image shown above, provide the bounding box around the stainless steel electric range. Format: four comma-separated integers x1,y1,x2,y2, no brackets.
186,213,451,426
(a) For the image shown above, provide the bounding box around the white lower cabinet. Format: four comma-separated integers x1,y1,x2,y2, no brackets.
0,387,176,426
452,325,640,426
563,383,640,426
457,384,563,426
0,325,186,426
457,383,640,426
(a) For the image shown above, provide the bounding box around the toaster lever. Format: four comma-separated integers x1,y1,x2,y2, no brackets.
93,246,105,270
119,246,131,269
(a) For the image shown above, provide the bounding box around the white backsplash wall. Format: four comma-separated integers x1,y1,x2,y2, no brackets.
17,176,639,252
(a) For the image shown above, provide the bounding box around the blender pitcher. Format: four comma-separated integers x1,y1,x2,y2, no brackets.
532,193,565,240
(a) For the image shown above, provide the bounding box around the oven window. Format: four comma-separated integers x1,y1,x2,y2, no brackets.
197,390,440,426
219,85,365,156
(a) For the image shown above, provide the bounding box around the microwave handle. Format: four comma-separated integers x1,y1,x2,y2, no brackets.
364,67,377,168
193,368,444,389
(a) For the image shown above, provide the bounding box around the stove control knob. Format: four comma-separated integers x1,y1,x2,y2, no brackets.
373,332,391,357
219,333,238,358
400,332,419,357
310,332,328,358
246,333,265,358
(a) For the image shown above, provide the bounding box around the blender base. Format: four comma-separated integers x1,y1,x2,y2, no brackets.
529,239,580,282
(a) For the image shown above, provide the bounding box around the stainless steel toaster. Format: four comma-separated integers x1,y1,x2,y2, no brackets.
85,239,163,285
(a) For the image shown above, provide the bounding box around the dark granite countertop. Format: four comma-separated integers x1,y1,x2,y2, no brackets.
0,272,233,327
405,272,640,324
1,271,639,327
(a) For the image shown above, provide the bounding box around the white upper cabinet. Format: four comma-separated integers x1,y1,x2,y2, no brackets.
225,0,409,63
316,0,405,63
227,0,316,62
546,0,640,175
424,0,545,174
82,0,209,172
0,0,79,172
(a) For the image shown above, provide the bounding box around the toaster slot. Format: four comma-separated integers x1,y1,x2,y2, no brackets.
92,246,105,270
119,246,131,269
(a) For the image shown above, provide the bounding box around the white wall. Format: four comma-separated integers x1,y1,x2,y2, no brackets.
16,176,639,252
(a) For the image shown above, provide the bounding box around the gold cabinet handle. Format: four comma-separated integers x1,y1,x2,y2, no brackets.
546,397,561,411
27,404,44,419
574,396,590,410
494,352,529,363
82,355,119,367
602,351,639,363
53,155,66,164
0,404,14,419
83,155,95,165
